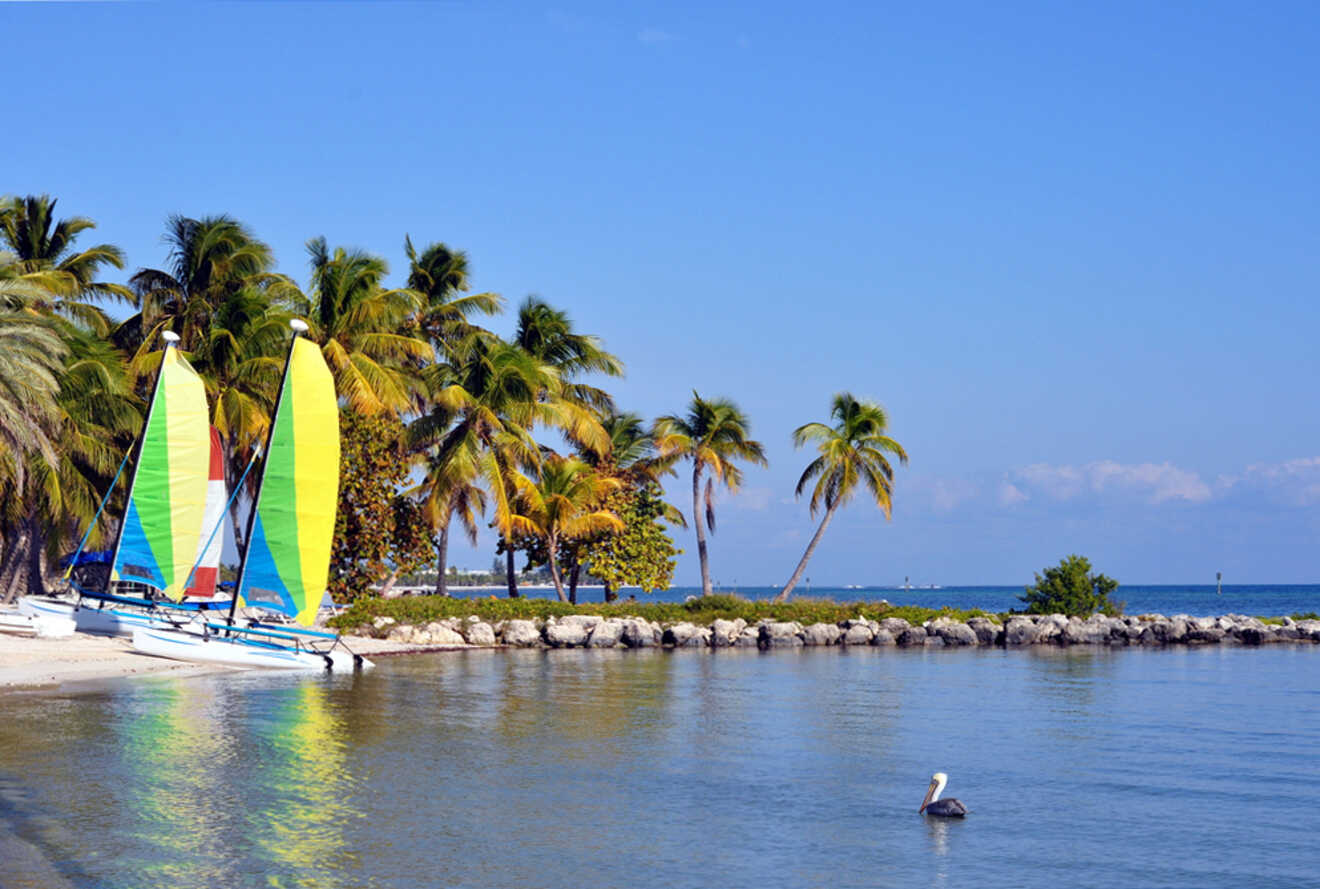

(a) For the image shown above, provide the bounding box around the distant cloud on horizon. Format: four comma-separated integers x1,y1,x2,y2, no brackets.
903,456,1320,515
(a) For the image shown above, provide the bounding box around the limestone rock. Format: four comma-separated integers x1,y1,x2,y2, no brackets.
621,618,658,648
966,617,1001,645
425,621,466,645
802,623,842,646
897,626,928,647
842,624,874,645
502,619,542,647
545,620,589,648
587,619,624,648
461,619,497,646
734,627,761,647
1004,617,1039,647
881,618,911,636
386,624,412,642
934,622,978,646
710,619,743,647
761,621,804,647
559,614,603,630
871,629,896,646
663,622,704,647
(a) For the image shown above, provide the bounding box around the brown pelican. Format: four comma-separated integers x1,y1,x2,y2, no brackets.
919,772,968,817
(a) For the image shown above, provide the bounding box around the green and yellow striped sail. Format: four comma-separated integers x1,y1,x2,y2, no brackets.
110,343,210,600
237,335,340,625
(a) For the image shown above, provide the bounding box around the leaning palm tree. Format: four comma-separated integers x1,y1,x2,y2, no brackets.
510,456,623,602
772,393,908,603
655,392,767,597
0,194,133,334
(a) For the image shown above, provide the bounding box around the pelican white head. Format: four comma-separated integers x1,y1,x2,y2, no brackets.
161,330,181,345
290,319,309,334
920,772,949,812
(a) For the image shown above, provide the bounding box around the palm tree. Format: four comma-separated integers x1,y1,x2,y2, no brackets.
405,235,503,353
0,194,133,334
0,308,65,498
510,456,623,602
513,296,623,416
297,237,430,416
655,393,767,597
124,214,276,358
123,215,285,549
772,393,908,603
0,299,138,603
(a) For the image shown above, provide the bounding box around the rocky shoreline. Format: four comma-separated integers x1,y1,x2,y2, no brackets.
369,611,1320,650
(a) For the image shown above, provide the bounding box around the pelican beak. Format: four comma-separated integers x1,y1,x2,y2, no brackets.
919,780,937,813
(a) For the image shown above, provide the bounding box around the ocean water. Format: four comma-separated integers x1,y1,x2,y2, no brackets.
1,645,1318,888
472,584,1320,617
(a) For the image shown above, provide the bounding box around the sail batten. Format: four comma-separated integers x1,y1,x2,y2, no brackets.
237,335,339,625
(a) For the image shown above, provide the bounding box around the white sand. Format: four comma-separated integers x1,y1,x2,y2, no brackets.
0,632,449,693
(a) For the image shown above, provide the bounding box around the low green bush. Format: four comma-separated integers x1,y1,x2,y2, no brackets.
327,593,998,633
1020,555,1122,617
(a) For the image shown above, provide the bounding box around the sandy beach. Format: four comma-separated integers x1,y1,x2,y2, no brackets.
0,632,454,694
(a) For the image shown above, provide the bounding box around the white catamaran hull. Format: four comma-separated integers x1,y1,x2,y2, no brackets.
132,627,370,671
17,596,166,638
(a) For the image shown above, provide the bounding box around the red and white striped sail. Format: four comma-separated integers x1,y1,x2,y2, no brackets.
185,427,226,597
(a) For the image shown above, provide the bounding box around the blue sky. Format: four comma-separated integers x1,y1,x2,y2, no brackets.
6,1,1318,585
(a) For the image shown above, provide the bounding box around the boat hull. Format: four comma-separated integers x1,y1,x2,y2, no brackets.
132,627,371,672
18,596,163,637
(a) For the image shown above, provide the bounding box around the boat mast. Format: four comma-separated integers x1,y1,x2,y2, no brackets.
228,320,307,626
102,330,180,598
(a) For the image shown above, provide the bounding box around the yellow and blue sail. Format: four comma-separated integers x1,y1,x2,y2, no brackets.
237,334,340,625
111,343,210,600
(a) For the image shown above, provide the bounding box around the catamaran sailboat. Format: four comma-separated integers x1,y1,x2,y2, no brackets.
132,320,371,671
19,331,229,636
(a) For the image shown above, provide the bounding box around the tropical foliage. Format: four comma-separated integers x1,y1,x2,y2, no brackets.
0,192,914,610
655,392,767,597
331,412,435,601
1020,554,1122,616
774,393,907,602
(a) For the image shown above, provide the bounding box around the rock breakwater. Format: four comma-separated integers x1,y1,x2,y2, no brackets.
367,612,1320,650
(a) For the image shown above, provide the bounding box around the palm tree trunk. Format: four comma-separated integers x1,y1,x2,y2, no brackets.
0,514,46,604
604,581,617,603
505,545,520,598
773,502,839,603
0,527,29,605
435,517,450,597
568,554,580,605
547,537,568,603
692,465,712,597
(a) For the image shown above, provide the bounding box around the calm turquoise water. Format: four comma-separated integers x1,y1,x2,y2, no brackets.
1,645,1318,888
498,584,1320,617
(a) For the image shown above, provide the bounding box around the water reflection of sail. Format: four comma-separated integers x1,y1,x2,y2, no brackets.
119,680,239,886
255,681,355,879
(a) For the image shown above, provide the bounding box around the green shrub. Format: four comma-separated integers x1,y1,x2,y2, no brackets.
1020,554,1122,617
327,593,996,633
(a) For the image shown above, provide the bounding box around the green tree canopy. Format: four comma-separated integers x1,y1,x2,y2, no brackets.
582,482,682,601
331,411,435,602
1020,554,1122,616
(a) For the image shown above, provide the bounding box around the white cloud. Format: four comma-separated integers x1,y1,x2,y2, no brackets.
1011,460,1211,505
1218,457,1320,507
998,481,1029,507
